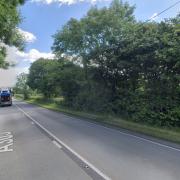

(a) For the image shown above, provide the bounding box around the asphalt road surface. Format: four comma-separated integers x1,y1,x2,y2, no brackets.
0,100,180,180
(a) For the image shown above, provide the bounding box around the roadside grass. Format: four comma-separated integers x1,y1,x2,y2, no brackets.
15,95,180,144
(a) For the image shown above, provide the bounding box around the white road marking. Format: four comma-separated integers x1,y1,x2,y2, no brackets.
0,139,13,144
15,104,111,180
0,132,11,135
52,140,62,149
67,117,180,153
0,132,13,153
16,101,180,153
0,143,13,153
0,135,13,139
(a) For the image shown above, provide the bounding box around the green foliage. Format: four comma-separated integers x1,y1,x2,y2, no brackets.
27,58,61,97
0,0,25,68
27,1,180,128
0,47,9,69
55,62,85,106
28,58,84,101
14,73,31,100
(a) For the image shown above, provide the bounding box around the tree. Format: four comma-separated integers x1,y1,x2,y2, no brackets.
52,0,138,106
55,62,85,106
15,73,30,99
28,58,61,97
139,15,180,126
0,0,25,68
51,1,180,127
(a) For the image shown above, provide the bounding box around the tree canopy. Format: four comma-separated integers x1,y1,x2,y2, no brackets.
27,0,180,127
14,72,30,99
0,0,25,68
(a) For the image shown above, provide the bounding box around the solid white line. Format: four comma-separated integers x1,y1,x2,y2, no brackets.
67,117,180,153
52,140,62,149
116,130,180,152
15,104,111,180
16,100,180,153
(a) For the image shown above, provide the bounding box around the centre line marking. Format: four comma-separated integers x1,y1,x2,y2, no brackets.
53,140,62,149
17,100,180,153
15,104,111,180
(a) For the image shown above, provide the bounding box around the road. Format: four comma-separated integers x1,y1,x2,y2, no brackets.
0,100,180,180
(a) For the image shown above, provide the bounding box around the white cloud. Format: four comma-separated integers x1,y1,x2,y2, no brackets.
31,0,108,5
0,67,29,87
150,13,158,21
18,28,37,43
0,46,54,87
16,49,55,62
0,68,17,87
4,45,54,64
4,46,19,65
16,67,30,75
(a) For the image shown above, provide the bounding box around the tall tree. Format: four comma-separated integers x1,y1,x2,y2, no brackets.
51,1,180,127
0,0,25,68
28,58,61,97
15,72,30,99
52,0,136,100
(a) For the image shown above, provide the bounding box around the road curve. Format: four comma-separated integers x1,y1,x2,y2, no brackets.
1,100,180,180
0,102,91,180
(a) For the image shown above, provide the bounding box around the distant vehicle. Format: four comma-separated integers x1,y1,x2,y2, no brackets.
0,89,12,106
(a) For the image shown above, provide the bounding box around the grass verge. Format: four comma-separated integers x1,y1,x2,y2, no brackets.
16,95,180,144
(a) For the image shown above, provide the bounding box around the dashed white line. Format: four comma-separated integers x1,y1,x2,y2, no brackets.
15,104,111,180
52,140,62,149
16,101,180,153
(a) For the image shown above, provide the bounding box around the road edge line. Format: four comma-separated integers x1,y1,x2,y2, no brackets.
80,120,180,152
17,99,180,152
15,104,111,180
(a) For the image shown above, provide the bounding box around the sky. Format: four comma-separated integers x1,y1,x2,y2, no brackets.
0,0,179,87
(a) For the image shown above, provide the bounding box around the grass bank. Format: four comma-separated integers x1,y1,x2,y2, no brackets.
15,95,180,144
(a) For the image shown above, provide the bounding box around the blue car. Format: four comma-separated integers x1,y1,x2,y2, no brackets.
0,89,12,106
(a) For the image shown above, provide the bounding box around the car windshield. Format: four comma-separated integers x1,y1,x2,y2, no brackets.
1,90,9,93
2,91,8,93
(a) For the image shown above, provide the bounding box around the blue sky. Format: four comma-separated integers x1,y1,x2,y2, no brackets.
0,0,179,87
20,0,180,52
